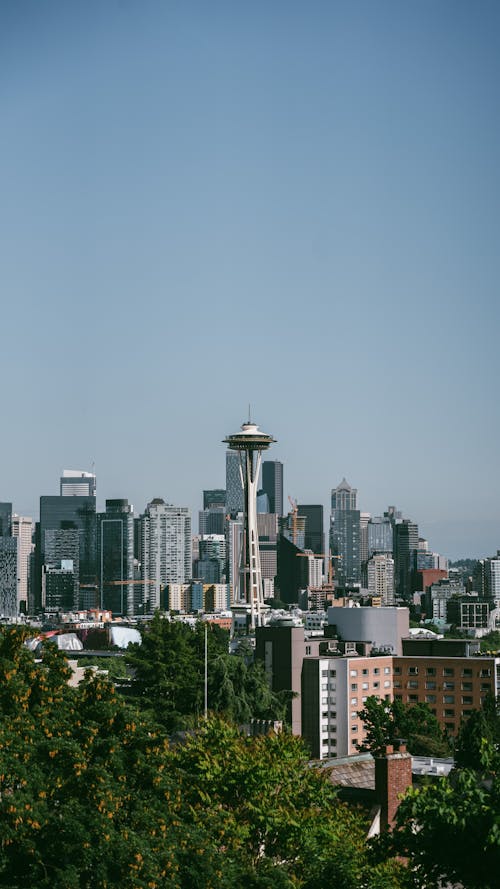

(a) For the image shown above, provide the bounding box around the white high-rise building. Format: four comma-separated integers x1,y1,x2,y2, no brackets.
60,470,96,497
11,514,33,612
367,553,395,605
490,552,500,607
139,499,191,610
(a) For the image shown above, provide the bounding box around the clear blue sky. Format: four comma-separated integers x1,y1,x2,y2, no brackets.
1,1,499,559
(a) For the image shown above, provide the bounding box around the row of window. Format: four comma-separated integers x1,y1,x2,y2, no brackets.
350,667,391,677
395,680,491,693
395,666,491,678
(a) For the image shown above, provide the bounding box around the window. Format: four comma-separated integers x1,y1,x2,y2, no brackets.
425,681,436,690
351,683,358,691
351,725,358,732
330,670,336,677
408,694,418,702
384,694,391,701
373,668,380,675
305,646,311,655
462,682,473,691
462,668,473,677
394,666,401,675
444,709,455,717
408,667,419,675
461,696,473,705
362,682,369,690
445,722,455,731
393,680,402,689
362,696,368,703
480,669,491,678
351,698,358,706
350,670,358,677
362,668,369,676
426,667,436,676
443,682,455,690
384,680,391,688
481,683,492,691
373,681,380,689
384,667,391,674
408,680,418,689
443,668,455,677
351,713,358,720
394,694,403,700
425,695,436,704
443,695,455,704
321,670,329,677
321,683,328,691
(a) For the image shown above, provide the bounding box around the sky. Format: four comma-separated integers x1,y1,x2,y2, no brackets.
1,1,499,560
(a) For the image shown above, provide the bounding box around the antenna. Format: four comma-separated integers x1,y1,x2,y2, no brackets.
248,403,252,423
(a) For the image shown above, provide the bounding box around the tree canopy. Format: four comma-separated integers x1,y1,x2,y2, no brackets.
0,626,410,888
357,696,451,757
124,614,289,731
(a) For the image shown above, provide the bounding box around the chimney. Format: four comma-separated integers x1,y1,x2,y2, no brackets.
375,742,412,830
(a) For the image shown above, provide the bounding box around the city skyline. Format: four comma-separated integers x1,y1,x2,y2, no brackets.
2,3,499,560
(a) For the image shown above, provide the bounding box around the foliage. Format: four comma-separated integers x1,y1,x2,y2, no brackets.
125,614,287,730
455,694,500,770
76,655,131,680
479,630,500,652
0,627,409,888
357,696,451,757
379,766,500,889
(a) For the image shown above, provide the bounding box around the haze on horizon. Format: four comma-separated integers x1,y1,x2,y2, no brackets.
1,1,499,562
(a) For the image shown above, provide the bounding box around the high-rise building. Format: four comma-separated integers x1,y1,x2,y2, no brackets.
138,498,191,611
359,512,371,564
44,529,80,609
194,534,227,584
42,560,75,613
367,553,395,605
261,460,284,516
0,537,17,617
297,505,324,556
225,450,244,516
367,515,393,557
393,519,419,600
39,495,97,610
198,505,225,536
60,470,96,497
97,499,135,615
11,514,33,613
203,490,225,509
330,479,361,587
0,502,12,537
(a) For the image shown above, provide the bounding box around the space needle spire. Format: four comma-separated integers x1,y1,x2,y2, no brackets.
223,417,276,630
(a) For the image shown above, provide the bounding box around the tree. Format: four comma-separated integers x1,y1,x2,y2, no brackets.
455,694,500,769
380,762,500,889
0,626,410,888
358,696,451,757
125,614,287,730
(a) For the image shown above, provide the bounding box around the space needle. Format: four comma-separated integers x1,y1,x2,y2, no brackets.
223,416,276,631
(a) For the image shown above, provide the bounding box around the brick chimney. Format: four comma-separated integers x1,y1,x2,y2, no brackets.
375,742,412,830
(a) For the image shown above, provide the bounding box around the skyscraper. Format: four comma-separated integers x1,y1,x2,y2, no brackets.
60,470,96,497
393,519,419,599
138,499,191,611
297,504,324,555
97,499,135,615
330,479,361,587
0,502,12,537
39,495,97,610
367,553,395,605
225,450,245,516
262,460,284,516
11,514,33,614
0,537,18,617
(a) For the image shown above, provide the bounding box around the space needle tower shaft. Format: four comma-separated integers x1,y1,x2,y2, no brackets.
223,418,276,630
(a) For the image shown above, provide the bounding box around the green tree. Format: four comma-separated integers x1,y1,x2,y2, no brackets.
381,762,500,889
455,694,500,769
125,614,286,730
358,696,451,757
0,626,410,888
